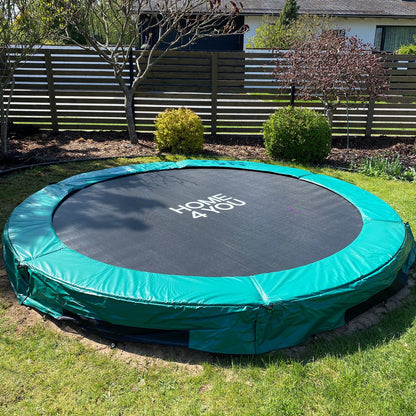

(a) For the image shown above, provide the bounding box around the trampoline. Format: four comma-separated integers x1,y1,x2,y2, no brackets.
3,159,415,354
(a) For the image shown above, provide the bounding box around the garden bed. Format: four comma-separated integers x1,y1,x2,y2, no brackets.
0,130,415,172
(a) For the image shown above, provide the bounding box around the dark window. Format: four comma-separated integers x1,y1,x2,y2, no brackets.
374,26,416,52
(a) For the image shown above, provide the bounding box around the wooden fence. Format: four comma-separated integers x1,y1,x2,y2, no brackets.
5,47,416,137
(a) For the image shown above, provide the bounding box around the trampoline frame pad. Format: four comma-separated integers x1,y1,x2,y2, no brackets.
3,160,415,354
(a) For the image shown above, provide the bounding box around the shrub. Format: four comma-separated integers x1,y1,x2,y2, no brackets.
263,107,332,163
154,108,204,154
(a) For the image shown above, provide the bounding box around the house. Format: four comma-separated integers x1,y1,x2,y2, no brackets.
139,0,416,52
142,15,246,51
241,0,416,52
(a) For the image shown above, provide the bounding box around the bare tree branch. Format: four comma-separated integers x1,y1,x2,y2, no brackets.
275,30,389,126
1,0,65,155
64,0,247,143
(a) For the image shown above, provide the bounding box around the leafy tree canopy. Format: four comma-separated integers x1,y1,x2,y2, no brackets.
1,0,66,154
278,0,299,27
247,14,334,50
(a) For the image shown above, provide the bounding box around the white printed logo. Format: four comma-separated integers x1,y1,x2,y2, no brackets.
169,193,246,219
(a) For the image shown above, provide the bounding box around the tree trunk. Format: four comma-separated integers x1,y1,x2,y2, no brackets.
322,97,335,128
124,90,137,144
326,106,334,128
1,76,15,156
0,91,7,155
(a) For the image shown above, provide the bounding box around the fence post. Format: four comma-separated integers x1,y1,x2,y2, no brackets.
290,83,296,106
44,50,58,133
210,52,218,137
365,98,375,138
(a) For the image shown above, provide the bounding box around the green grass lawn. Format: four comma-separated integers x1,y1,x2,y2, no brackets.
1,156,415,416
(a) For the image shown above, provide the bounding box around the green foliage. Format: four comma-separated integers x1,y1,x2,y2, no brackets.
6,0,67,44
279,0,299,27
154,108,204,154
1,0,67,154
246,16,286,49
247,0,299,49
396,44,416,54
263,107,332,163
63,0,137,46
246,14,334,50
64,24,87,45
0,0,65,74
356,155,416,181
396,35,416,54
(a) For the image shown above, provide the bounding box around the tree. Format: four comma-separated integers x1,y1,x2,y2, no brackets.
278,0,299,27
0,0,64,155
246,0,299,50
275,30,389,126
246,14,333,50
63,0,246,144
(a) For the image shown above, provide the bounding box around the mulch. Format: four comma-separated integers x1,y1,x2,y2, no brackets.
1,130,415,172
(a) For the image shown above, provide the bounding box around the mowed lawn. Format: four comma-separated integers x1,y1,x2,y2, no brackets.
1,156,415,416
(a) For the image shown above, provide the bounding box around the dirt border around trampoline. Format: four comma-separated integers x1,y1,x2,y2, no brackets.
0,250,414,368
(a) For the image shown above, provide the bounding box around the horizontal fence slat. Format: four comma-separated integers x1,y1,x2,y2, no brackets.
375,102,416,108
5,47,416,138
370,129,416,135
389,76,416,82
55,98,124,105
386,89,416,95
371,122,416,128
54,124,129,130
390,69,416,76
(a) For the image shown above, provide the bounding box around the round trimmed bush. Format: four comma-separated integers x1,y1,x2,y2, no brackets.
263,107,332,163
154,107,204,154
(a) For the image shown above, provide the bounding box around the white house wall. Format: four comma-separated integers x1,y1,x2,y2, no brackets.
244,16,268,47
333,17,416,46
244,16,416,49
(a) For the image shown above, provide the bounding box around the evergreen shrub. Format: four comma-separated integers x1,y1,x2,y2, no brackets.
263,107,332,163
154,108,204,154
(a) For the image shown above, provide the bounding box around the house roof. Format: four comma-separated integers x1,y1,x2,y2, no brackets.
239,0,416,18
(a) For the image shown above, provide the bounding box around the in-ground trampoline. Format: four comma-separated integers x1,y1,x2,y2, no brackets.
3,160,415,354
